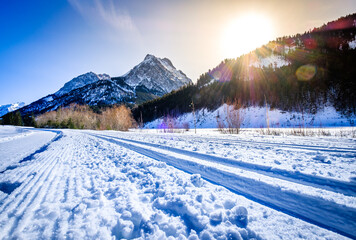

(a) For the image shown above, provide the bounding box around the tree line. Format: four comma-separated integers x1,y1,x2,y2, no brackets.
1,104,135,131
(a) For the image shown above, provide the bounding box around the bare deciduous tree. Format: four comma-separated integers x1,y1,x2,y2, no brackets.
36,104,134,131
217,99,244,134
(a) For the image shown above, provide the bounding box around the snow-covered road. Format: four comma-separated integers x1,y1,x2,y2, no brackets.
0,126,355,239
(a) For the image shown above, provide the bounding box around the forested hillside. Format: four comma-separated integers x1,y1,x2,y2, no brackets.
133,14,356,124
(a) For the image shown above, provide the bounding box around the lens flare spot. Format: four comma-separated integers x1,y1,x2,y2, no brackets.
212,71,222,80
296,64,316,81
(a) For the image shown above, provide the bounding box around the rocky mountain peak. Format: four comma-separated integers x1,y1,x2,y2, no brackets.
144,54,156,61
55,72,111,96
124,54,192,96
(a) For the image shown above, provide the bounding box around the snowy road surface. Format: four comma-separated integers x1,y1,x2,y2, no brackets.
0,126,355,239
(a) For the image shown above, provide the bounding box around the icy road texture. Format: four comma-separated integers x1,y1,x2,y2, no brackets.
0,126,354,239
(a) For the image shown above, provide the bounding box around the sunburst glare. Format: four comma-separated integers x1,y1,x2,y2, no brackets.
221,13,274,59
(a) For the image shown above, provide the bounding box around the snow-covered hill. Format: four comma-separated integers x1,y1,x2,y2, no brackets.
0,102,25,117
17,55,191,116
145,104,356,129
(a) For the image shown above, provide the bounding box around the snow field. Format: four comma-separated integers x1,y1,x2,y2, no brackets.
117,129,356,182
90,132,356,238
0,130,261,239
93,133,356,207
0,127,354,239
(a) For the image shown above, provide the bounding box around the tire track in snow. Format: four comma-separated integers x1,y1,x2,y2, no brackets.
166,134,356,153
0,142,62,189
0,130,63,174
52,133,101,239
0,131,81,239
0,131,67,238
39,142,73,239
1,150,62,237
52,160,74,238
55,141,83,238
0,145,59,211
0,158,58,236
90,133,356,239
18,131,63,164
9,152,62,237
93,134,356,196
0,133,63,187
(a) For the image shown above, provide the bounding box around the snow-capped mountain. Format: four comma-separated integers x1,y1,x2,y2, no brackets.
0,102,25,117
18,55,192,116
55,72,111,96
125,54,191,96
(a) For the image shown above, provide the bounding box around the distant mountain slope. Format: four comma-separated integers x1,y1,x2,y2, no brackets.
0,102,25,117
19,78,136,115
17,55,191,116
55,72,111,96
133,13,356,125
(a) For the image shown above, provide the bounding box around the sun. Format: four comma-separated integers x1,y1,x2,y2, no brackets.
221,13,274,59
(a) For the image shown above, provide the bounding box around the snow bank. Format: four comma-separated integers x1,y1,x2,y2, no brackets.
145,105,355,129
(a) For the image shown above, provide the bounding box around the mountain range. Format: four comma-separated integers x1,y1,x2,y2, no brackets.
18,54,191,116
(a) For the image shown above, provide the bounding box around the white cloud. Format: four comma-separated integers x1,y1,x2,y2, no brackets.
68,0,136,31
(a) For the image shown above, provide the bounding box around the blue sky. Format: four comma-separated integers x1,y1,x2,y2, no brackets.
1,0,356,105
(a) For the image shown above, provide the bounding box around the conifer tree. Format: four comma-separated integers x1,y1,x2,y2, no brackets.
14,111,23,126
